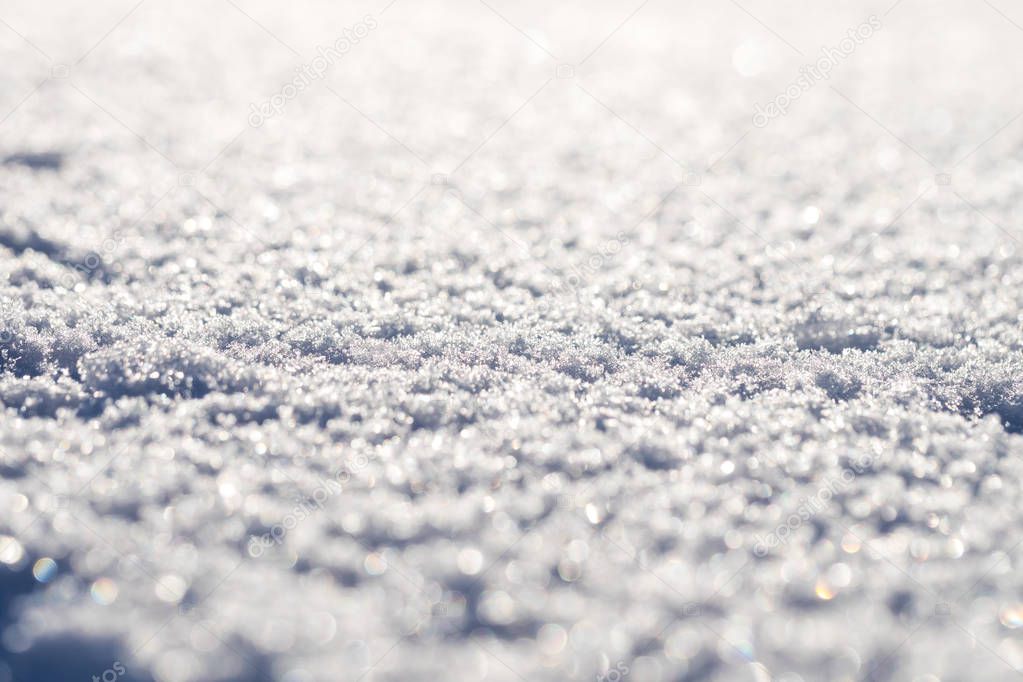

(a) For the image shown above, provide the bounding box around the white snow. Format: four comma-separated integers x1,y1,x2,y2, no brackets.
3,0,1023,680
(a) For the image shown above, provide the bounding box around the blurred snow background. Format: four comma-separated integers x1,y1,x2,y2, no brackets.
3,0,1023,680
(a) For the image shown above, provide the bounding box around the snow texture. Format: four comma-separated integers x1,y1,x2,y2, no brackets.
3,0,1023,680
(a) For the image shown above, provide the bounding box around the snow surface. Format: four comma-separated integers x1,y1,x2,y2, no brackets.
3,0,1023,680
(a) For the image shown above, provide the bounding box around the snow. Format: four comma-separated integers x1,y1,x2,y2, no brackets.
3,0,1023,680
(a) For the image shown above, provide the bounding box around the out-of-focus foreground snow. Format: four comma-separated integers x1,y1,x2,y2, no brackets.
3,0,1023,680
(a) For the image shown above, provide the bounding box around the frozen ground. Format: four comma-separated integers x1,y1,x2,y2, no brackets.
2,0,1023,680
